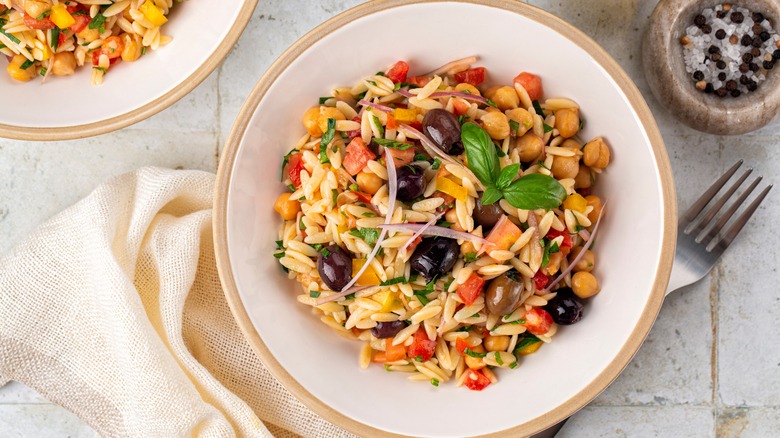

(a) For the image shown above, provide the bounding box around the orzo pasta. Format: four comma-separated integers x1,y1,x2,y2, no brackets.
0,0,177,84
272,58,611,391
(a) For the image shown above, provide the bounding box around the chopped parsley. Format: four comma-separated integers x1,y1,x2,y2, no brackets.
0,28,21,45
430,378,440,387
348,228,380,246
318,96,330,104
373,138,412,150
413,153,430,162
366,80,378,86
464,348,486,358
286,184,295,192
331,189,338,205
299,218,306,231
380,276,407,286
36,10,52,20
88,13,107,31
348,183,359,191
319,118,335,164
463,252,478,263
50,27,60,51
457,325,473,332
436,220,452,228
431,158,442,170
509,119,520,136
372,115,384,138
514,333,542,353
309,291,321,298
361,212,377,217
39,67,47,76
414,355,423,362
19,59,34,70
543,123,554,133
495,144,506,157
384,364,391,371
442,277,455,293
92,66,107,74
532,100,544,117
485,98,497,108
509,362,519,369
494,351,504,365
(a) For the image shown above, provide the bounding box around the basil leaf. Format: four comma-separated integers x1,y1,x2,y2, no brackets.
461,122,499,187
501,173,567,210
318,96,330,104
373,138,413,150
496,163,520,190
319,118,335,164
481,185,503,205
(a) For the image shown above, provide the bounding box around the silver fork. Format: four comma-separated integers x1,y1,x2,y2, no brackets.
535,160,772,438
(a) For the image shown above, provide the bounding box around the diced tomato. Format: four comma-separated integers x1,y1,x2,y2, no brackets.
385,60,409,83
386,114,397,130
385,339,407,362
91,49,104,65
407,328,436,362
408,121,423,132
454,67,486,86
285,152,305,188
455,338,472,355
69,13,90,33
482,215,522,253
405,236,422,253
533,270,549,290
513,72,544,101
452,98,470,116
463,369,491,391
101,36,123,59
524,307,553,336
385,146,415,167
23,13,55,30
457,273,485,306
407,75,430,87
546,229,573,248
432,192,455,211
346,116,361,140
57,31,67,48
343,137,376,175
353,191,373,203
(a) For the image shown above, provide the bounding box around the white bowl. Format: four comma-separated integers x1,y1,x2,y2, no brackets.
0,0,257,141
215,1,677,436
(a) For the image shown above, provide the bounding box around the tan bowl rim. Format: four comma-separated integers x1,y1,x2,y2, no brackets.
214,1,677,436
0,0,259,142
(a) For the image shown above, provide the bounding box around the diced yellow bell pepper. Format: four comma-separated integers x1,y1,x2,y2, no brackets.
50,4,75,29
563,193,587,214
517,341,542,356
436,176,468,202
371,290,403,312
139,0,168,27
393,108,418,123
6,55,36,82
352,259,381,286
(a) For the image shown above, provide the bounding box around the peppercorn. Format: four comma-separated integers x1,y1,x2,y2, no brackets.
708,45,720,54
752,47,761,57
740,74,749,85
739,63,749,73
716,87,728,97
705,83,714,93
716,60,727,69
730,11,744,23
743,53,754,63
694,14,706,27
741,35,753,46
725,80,737,91
747,81,758,92
750,62,760,72
764,60,775,70
712,53,722,62
753,24,764,34
693,70,705,81
752,36,763,48
695,80,707,91
717,10,726,19
730,35,739,45
753,12,765,23
760,31,770,42
731,89,741,98
718,72,727,81
774,50,780,60
701,24,712,34
723,3,731,11
715,29,727,40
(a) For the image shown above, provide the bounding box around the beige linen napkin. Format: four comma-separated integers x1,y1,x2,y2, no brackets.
0,167,354,438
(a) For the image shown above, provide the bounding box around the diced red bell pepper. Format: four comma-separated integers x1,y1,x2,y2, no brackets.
463,369,491,391
23,13,54,30
385,60,409,83
409,121,423,132
57,31,67,48
546,229,573,248
455,338,472,355
524,307,553,336
452,98,470,116
353,191,373,203
407,328,436,362
513,72,544,101
407,75,430,87
386,114,397,130
385,146,415,167
343,137,376,175
454,67,486,86
457,273,485,306
285,152,305,188
533,270,549,290
69,13,90,33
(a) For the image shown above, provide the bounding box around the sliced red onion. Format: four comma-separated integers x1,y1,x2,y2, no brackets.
378,223,492,246
396,89,414,98
400,211,444,252
315,285,374,306
543,202,607,293
578,228,591,241
358,99,393,113
422,56,478,76
397,123,485,190
397,88,488,106
338,150,398,292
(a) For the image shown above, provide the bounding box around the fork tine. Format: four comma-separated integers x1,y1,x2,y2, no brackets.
711,184,773,252
701,176,762,245
689,168,752,236
681,160,743,227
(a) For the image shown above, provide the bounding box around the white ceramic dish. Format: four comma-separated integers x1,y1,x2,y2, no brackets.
0,0,257,141
215,1,676,436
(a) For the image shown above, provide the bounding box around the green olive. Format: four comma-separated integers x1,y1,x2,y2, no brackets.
485,273,524,315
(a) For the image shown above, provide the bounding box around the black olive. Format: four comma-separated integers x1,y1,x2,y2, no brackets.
485,272,523,316
317,245,352,291
544,288,584,325
409,237,459,281
371,321,408,338
395,165,427,202
473,198,504,229
422,109,464,155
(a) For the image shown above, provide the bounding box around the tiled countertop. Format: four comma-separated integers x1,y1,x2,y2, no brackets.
1,0,778,436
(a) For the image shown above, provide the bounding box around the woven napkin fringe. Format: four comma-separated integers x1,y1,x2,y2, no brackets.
0,167,354,438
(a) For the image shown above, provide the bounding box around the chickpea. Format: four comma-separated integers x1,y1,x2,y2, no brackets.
542,251,564,276
356,171,383,195
460,241,476,257
450,221,466,232
316,106,346,135
561,138,582,149
554,108,580,138
551,155,579,179
121,34,143,62
482,85,501,100
77,27,101,43
464,343,486,369
50,52,77,76
574,166,593,189
583,137,611,169
505,108,534,136
445,208,458,225
484,335,510,352
515,133,544,162
491,86,519,111
23,1,49,18
302,107,323,137
273,193,301,220
480,111,510,140
570,248,595,272
454,83,481,96
6,55,36,82
572,271,601,298
585,195,603,223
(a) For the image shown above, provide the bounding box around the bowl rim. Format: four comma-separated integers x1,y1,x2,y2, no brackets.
0,0,259,142
214,0,677,436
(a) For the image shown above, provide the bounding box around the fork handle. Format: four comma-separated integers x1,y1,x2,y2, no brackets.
665,250,704,295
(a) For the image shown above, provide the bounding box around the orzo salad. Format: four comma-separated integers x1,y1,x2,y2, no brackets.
273,57,611,391
1,0,176,84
